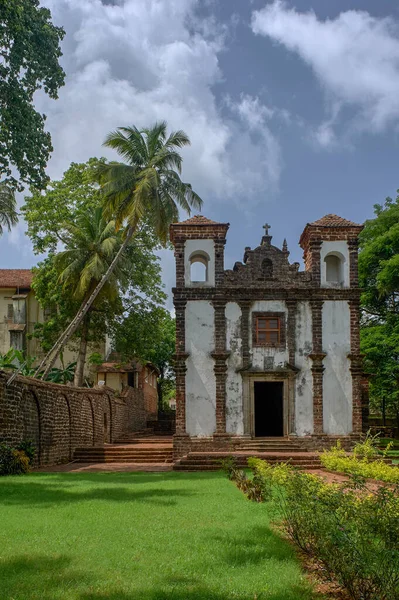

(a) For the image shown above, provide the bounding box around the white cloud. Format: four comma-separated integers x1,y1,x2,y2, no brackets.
252,2,399,142
35,0,281,203
226,94,282,195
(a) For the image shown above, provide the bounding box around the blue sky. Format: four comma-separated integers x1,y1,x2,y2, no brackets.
2,0,399,299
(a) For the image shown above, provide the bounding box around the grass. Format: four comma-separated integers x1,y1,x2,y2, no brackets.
0,471,320,600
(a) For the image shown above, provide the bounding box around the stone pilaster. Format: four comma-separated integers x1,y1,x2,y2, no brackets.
174,299,188,435
238,300,251,368
348,298,363,434
174,240,185,288
212,300,229,434
309,239,322,285
174,355,189,436
347,238,359,287
286,300,297,366
214,240,226,286
286,300,297,434
310,300,325,434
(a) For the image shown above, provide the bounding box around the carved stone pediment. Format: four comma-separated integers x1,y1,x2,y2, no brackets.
224,230,312,288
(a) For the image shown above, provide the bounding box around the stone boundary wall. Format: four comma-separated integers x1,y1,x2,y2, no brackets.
0,371,129,467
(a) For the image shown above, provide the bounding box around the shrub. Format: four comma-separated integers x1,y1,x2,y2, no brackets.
0,444,30,475
17,440,36,464
280,472,399,600
227,458,399,600
320,442,399,483
219,456,239,480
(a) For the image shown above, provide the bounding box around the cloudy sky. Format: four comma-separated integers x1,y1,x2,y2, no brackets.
2,0,399,301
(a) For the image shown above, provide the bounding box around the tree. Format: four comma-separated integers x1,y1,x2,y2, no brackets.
23,158,165,384
361,324,399,428
0,183,18,235
359,195,399,431
0,0,65,190
55,206,126,386
112,306,175,408
35,122,202,380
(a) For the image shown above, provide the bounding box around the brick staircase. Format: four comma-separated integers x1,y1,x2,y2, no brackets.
174,437,321,471
73,435,173,464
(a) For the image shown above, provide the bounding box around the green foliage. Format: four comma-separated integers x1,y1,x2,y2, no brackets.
97,122,203,241
112,305,175,406
0,349,18,370
45,361,76,384
22,158,107,255
17,441,36,464
23,159,165,376
219,456,239,480
0,444,30,475
359,195,399,426
0,349,36,376
0,182,18,235
279,472,399,600
88,353,104,366
232,459,399,600
320,441,399,483
0,0,65,190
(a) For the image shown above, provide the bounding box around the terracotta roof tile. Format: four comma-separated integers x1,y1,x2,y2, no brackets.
309,214,362,227
0,269,33,289
177,215,220,225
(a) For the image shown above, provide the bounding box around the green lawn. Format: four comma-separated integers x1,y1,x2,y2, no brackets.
0,472,319,600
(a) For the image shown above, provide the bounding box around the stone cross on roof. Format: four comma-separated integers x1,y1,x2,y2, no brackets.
263,223,271,235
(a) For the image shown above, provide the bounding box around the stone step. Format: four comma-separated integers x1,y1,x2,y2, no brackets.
174,463,320,471
74,453,173,458
75,447,173,453
239,446,305,452
173,450,321,471
74,456,173,464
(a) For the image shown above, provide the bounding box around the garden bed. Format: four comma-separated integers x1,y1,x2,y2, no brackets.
223,457,399,600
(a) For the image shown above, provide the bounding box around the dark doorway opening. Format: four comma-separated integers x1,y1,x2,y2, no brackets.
254,381,284,437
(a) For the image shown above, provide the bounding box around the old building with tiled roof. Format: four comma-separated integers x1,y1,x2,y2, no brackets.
170,214,366,457
0,269,103,381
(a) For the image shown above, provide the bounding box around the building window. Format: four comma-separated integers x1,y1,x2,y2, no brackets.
10,330,24,351
7,304,13,320
252,312,286,347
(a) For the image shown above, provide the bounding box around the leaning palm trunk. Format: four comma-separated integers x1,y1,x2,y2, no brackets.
35,226,135,380
73,314,90,387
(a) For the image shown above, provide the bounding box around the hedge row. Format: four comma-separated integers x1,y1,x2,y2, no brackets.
223,457,399,600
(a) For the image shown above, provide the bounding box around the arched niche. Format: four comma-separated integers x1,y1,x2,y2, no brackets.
52,395,71,464
21,390,41,466
261,258,273,278
324,252,345,285
189,250,210,284
80,396,95,446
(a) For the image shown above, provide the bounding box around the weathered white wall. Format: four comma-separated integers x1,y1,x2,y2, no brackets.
322,301,352,434
250,301,288,369
184,239,215,287
225,302,243,435
185,300,216,436
320,241,349,288
295,301,314,436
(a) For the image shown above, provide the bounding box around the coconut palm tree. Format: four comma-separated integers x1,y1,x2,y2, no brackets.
35,121,202,380
54,206,125,386
0,182,18,235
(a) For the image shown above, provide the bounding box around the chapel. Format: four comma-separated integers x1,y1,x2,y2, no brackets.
170,214,365,456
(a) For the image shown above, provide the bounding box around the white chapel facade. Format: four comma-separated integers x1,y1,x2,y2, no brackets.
170,214,365,456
